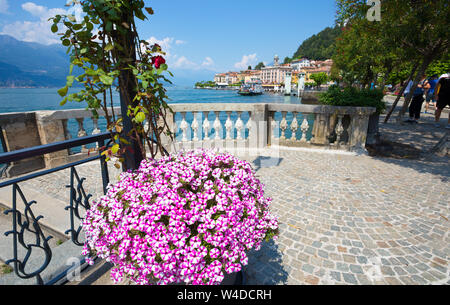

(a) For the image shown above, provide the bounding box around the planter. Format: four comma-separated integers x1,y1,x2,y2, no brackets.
366,113,380,145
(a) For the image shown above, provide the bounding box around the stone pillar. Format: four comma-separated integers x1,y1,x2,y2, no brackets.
349,111,373,153
35,111,69,168
310,113,330,145
159,110,176,154
251,104,269,150
0,112,45,176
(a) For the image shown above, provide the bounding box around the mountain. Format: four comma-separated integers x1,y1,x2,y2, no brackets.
292,26,341,60
0,35,70,87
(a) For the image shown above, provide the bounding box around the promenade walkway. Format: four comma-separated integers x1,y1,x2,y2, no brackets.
0,98,448,285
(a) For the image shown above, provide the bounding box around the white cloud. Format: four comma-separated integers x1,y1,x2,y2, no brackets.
145,36,175,58
0,2,67,45
144,36,217,71
172,55,196,69
202,57,214,67
234,53,258,70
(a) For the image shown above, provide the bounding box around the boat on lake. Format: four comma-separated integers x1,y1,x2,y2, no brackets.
238,80,263,96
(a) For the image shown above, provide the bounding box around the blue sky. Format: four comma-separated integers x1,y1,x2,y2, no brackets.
0,0,337,85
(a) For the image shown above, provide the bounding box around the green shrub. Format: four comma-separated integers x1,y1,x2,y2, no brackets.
319,85,385,114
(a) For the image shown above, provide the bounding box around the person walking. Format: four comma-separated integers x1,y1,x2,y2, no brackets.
424,74,438,114
406,76,426,123
434,73,450,129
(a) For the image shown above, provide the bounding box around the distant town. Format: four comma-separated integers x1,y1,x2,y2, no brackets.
195,55,333,93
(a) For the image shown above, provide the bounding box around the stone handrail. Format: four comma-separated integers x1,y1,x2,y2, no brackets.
0,103,376,176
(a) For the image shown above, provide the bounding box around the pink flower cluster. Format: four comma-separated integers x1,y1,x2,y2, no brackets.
82,149,278,285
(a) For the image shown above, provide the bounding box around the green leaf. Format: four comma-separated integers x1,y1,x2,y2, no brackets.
60,97,68,106
62,39,71,47
111,144,120,154
135,112,146,123
105,21,112,32
99,75,114,86
69,64,74,75
105,43,114,52
66,75,75,87
57,86,69,97
51,24,58,33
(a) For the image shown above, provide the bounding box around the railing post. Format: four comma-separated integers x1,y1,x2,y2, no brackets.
251,104,269,150
98,139,110,195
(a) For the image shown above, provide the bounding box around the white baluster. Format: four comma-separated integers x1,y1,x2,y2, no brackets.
300,116,309,143
92,117,101,135
180,112,189,142
76,118,87,138
213,111,222,140
202,112,211,140
271,118,278,140
225,111,233,140
280,112,288,140
335,115,344,145
290,112,298,141
235,112,244,140
76,118,87,151
191,112,199,142
246,112,253,139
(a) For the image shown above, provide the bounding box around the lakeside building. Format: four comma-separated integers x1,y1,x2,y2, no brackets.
290,58,311,70
261,55,293,85
300,61,332,83
238,70,262,83
212,57,333,88
214,72,239,85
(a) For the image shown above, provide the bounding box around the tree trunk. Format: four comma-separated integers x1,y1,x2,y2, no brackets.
384,63,419,123
397,56,433,121
429,131,449,156
116,12,143,171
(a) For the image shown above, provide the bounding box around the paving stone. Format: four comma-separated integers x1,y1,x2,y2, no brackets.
357,256,368,264
342,273,358,285
349,264,364,274
336,262,350,272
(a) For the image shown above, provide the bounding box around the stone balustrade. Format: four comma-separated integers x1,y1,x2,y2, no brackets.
0,103,376,177
0,108,119,176
164,103,376,155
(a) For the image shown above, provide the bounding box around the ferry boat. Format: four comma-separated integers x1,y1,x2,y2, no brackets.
238,80,263,96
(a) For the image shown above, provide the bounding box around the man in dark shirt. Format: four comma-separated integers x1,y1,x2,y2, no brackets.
434,73,450,129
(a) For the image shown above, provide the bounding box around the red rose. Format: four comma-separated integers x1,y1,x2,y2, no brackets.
152,55,166,69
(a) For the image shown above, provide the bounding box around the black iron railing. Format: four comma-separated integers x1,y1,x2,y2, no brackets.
0,132,112,285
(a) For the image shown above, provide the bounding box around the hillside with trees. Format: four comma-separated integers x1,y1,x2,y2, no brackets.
291,26,341,61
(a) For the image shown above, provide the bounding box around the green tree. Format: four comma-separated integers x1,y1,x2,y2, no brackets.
255,62,265,70
336,0,450,120
283,57,292,64
293,26,341,60
310,72,328,88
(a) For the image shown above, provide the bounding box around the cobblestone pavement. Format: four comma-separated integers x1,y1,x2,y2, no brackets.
244,149,449,285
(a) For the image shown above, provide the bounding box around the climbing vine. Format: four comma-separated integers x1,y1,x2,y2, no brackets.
51,0,173,169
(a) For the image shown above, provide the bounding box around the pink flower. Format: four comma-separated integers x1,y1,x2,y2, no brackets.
82,149,279,285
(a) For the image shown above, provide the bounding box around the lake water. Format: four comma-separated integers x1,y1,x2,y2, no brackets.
0,87,309,152
0,86,302,113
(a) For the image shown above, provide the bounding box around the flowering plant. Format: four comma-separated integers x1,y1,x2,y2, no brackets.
82,149,279,285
